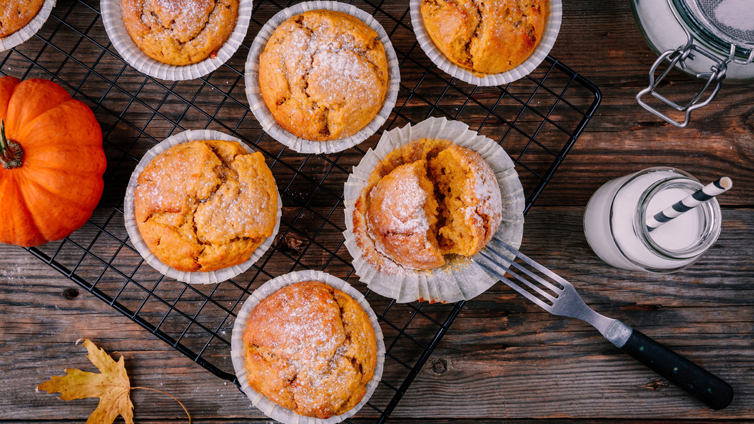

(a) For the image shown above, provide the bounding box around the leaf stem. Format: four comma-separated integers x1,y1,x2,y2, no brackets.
131,387,191,423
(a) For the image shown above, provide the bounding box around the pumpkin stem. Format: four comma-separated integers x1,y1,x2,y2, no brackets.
0,119,23,169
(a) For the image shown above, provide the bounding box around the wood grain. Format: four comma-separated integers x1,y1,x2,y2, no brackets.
2,207,753,421
0,0,752,422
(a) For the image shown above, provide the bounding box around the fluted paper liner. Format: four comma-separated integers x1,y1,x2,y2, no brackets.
343,117,525,303
231,270,385,424
0,0,55,52
410,0,562,86
124,129,282,285
245,1,400,154
101,0,252,81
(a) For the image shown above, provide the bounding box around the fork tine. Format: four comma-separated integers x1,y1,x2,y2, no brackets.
483,241,564,294
490,237,573,288
478,250,558,303
474,254,554,311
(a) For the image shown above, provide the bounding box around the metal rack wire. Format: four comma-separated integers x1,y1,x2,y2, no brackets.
1,0,601,422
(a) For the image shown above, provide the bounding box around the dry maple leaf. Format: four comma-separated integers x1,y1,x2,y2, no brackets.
38,339,133,424
38,339,189,424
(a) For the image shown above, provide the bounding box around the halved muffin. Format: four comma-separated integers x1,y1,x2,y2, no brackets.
353,138,503,272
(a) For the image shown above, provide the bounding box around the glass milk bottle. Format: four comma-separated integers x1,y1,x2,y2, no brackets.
584,167,722,273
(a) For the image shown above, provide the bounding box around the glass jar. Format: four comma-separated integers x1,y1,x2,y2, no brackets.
631,0,754,127
583,167,722,273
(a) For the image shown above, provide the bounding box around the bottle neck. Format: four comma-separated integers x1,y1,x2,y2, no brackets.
633,177,722,261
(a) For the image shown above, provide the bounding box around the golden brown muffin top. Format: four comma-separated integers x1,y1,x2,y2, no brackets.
0,0,45,38
243,281,377,419
421,0,549,74
353,138,503,273
134,140,277,272
121,0,238,66
258,9,388,141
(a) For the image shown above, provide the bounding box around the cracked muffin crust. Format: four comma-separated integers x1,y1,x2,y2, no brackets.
243,281,377,419
121,0,238,66
0,0,45,38
134,139,278,272
420,0,549,75
258,9,389,141
353,138,503,273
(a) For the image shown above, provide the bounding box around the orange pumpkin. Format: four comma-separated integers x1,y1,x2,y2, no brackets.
0,77,106,247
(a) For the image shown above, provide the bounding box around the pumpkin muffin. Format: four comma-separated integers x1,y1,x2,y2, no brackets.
258,9,388,141
353,138,503,273
0,0,45,38
134,139,277,272
121,0,238,66
420,0,549,74
243,281,377,419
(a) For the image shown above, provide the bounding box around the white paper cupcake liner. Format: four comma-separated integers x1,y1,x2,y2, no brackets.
124,129,282,285
101,0,252,81
0,0,55,52
343,117,525,303
410,0,562,86
231,270,385,424
245,1,401,154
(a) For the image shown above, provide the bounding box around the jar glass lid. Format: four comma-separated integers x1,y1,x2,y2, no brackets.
680,0,754,46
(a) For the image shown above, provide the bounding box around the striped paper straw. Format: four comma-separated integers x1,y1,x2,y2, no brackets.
646,177,732,232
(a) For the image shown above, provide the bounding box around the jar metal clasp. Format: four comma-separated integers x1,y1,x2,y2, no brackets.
635,0,753,128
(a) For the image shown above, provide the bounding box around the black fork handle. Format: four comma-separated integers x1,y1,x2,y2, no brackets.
618,328,733,410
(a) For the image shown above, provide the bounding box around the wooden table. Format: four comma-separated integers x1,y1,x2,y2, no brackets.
2,0,753,422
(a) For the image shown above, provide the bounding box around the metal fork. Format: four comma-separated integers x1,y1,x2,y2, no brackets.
473,236,734,410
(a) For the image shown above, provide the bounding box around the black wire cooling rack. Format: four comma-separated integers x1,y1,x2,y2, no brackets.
1,0,601,421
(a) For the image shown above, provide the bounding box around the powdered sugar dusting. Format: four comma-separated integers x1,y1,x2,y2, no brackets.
144,0,214,42
367,167,430,235
275,14,384,108
260,10,388,140
365,164,439,269
265,286,342,360
309,48,382,106
356,139,507,274
134,140,277,269
244,281,373,417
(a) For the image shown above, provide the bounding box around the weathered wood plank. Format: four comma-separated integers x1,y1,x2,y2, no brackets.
1,0,753,421
2,207,752,421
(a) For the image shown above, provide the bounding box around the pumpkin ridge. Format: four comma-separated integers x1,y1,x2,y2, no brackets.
15,183,47,240
17,165,104,204
0,76,20,122
0,76,105,247
0,173,45,246
5,79,72,136
18,163,104,178
18,177,91,216
16,100,103,150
